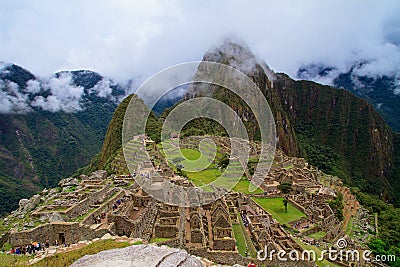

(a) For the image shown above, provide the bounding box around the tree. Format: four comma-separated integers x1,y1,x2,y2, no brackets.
218,153,229,169
283,198,288,213
278,183,293,195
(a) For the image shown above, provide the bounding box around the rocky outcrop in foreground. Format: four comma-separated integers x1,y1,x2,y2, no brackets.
70,244,203,267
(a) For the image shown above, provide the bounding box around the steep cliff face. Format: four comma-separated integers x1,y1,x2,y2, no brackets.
97,95,134,169
275,74,395,195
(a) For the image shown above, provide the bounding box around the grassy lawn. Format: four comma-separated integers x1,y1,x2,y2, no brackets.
161,140,265,195
187,170,264,195
307,231,327,240
0,239,137,267
0,253,33,267
233,180,263,194
180,148,200,160
31,240,135,267
295,238,341,267
232,219,257,258
150,237,171,243
252,197,306,225
163,145,214,171
232,224,247,256
186,169,221,185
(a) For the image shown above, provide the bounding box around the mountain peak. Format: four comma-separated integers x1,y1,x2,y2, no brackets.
203,38,276,81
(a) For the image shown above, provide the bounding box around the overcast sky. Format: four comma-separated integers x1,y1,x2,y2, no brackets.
0,0,399,82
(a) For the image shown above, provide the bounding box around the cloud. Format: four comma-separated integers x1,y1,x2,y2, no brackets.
0,0,399,87
31,72,84,112
0,66,124,114
89,78,113,98
25,79,41,94
0,80,31,113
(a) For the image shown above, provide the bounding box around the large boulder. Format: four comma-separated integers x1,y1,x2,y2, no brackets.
89,170,108,180
70,244,202,267
45,212,65,223
59,177,80,187
18,194,41,212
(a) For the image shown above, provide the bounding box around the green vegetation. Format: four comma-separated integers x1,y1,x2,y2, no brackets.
0,239,134,267
307,231,326,240
252,197,306,225
354,190,400,266
73,208,96,222
277,183,292,195
346,216,355,236
64,185,77,192
0,75,119,215
31,240,132,267
150,237,171,243
327,192,344,221
232,224,248,257
0,253,33,267
283,198,288,213
186,169,221,186
232,179,263,194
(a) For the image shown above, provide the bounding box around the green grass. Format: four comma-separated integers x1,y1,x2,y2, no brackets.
252,197,306,225
64,185,77,192
346,216,355,236
186,169,221,185
0,239,134,267
73,208,96,222
233,180,263,194
283,163,294,169
160,140,215,171
307,231,326,240
180,148,201,160
31,240,132,267
0,253,32,267
232,224,247,256
161,140,264,195
232,219,257,258
150,237,171,243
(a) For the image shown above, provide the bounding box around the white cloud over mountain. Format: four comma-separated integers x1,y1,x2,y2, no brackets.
0,0,398,83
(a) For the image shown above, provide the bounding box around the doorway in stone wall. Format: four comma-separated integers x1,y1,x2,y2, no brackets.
58,233,65,245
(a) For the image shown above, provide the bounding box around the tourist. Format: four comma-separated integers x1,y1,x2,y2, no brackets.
247,260,257,267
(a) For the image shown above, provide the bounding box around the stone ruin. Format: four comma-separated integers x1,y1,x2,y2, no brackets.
0,135,362,267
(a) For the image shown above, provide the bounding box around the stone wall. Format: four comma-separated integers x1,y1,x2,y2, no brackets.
9,222,111,246
154,225,178,238
213,239,236,251
65,186,110,219
81,189,124,225
324,221,344,242
287,198,307,215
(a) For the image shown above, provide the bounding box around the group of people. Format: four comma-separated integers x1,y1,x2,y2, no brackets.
241,210,249,227
10,240,49,255
112,197,125,211
93,212,107,224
